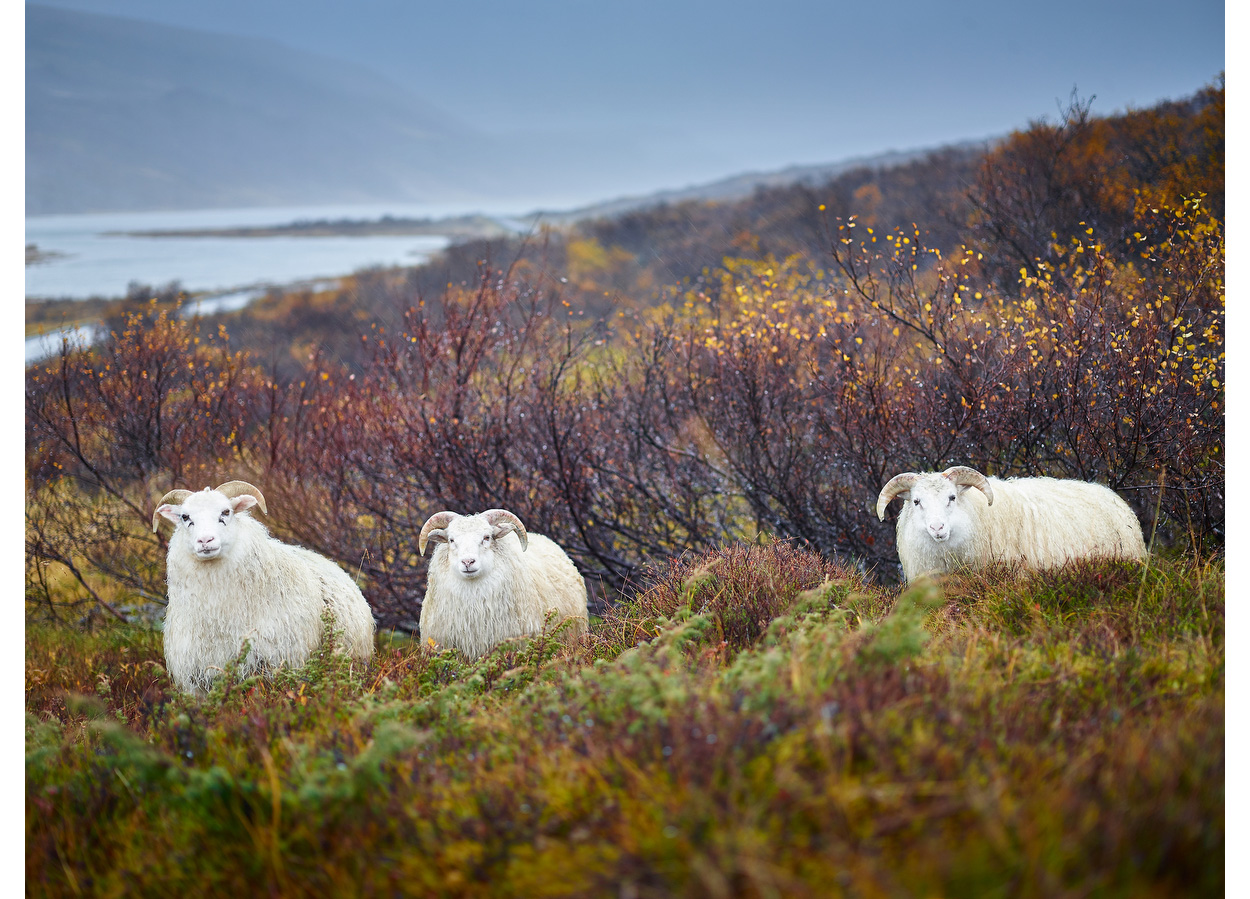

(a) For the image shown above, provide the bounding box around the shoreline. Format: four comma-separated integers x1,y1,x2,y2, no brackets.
24,275,342,366
105,213,530,241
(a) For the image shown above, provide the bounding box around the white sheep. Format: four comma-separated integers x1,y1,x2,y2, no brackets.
152,480,376,694
417,508,589,659
875,465,1147,582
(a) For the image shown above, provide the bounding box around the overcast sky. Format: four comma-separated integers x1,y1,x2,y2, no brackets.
24,0,1224,190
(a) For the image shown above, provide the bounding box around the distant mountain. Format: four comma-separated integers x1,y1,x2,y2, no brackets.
25,5,996,221
531,145,990,225
26,4,515,215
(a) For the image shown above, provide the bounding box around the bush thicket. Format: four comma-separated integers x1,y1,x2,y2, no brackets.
26,193,1222,629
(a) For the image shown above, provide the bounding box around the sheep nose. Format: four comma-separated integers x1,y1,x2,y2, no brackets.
198,535,216,547
461,558,476,568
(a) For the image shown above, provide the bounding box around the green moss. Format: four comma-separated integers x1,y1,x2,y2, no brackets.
25,551,1223,897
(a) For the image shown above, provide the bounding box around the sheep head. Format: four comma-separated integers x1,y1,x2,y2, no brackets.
877,466,994,549
418,509,528,581
153,481,267,561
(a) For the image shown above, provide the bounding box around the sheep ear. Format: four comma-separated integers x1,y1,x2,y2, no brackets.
875,473,919,521
154,503,183,533
421,529,450,553
483,509,528,551
216,481,267,515
418,511,458,556
153,488,193,532
231,494,260,514
942,466,994,505
490,522,528,551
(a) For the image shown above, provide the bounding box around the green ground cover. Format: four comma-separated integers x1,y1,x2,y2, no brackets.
25,544,1223,897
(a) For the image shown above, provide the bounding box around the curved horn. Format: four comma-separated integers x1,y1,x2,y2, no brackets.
875,472,920,521
418,511,459,556
483,509,528,551
941,466,993,505
152,488,193,533
216,480,268,515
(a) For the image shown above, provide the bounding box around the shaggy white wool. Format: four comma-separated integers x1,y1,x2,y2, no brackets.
877,469,1146,582
158,487,374,693
418,511,588,660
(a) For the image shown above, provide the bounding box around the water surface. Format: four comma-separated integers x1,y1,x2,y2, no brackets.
23,202,502,300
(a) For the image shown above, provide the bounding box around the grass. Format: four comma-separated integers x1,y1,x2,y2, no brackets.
25,545,1223,897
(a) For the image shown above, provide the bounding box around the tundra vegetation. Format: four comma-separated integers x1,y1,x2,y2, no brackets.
26,85,1223,894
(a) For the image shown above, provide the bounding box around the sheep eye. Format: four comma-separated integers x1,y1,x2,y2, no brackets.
948,495,956,503
181,514,190,523
481,535,490,544
913,499,920,506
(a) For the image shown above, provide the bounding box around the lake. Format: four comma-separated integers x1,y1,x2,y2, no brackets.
24,201,538,364
22,202,513,301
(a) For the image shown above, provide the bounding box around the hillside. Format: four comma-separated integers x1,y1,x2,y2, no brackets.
529,145,981,224
55,81,1221,392
26,4,508,214
24,73,1226,893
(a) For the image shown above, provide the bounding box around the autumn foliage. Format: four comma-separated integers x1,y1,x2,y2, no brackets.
26,185,1223,630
